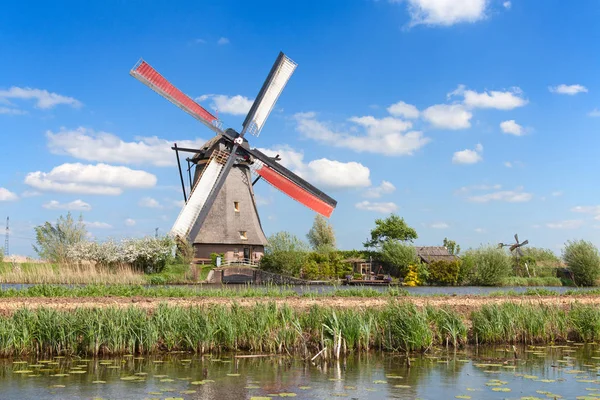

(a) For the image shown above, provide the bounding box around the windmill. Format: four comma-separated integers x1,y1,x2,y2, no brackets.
499,233,530,277
130,52,337,263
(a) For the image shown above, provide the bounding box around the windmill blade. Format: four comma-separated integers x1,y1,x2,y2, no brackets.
130,59,222,135
241,52,297,137
509,243,518,252
170,153,226,239
514,233,519,244
247,148,337,217
520,239,529,246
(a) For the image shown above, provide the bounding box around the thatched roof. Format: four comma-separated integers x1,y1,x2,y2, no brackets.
415,246,459,264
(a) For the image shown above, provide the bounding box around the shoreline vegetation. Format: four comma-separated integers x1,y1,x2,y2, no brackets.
0,302,599,357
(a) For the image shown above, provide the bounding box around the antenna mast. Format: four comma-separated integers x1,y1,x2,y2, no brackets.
4,217,8,257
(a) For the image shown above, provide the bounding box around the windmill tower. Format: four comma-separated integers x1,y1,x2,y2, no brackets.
130,53,337,263
499,233,530,276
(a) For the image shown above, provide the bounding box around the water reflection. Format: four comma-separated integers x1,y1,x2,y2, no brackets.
1,344,600,399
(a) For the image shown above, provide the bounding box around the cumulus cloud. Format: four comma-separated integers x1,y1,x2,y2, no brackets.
139,197,162,208
452,143,483,164
449,85,528,110
546,220,584,229
42,199,91,211
364,181,396,199
46,127,205,167
571,205,600,215
355,201,398,213
196,94,253,116
430,222,449,229
217,37,230,45
259,145,371,190
399,0,488,27
0,106,27,115
0,86,82,109
504,161,513,168
468,186,533,203
295,112,430,156
84,221,113,229
0,188,18,201
503,1,511,9
125,218,136,227
549,84,588,95
422,104,472,129
24,163,157,195
500,120,525,136
387,101,419,119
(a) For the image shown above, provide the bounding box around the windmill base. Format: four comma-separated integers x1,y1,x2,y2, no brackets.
194,243,264,265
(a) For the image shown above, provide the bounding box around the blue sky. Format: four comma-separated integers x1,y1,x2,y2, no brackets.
1,0,600,257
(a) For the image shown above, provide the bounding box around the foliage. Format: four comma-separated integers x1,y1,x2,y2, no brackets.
33,212,87,263
428,260,461,286
306,215,336,251
210,253,225,266
363,214,418,248
464,246,512,286
379,240,417,277
175,238,195,265
0,249,3,263
260,232,309,276
67,236,174,273
442,238,461,255
302,251,350,280
563,240,600,286
403,265,421,286
499,276,562,287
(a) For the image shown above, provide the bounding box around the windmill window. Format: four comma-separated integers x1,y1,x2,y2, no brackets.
240,231,248,240
234,201,240,212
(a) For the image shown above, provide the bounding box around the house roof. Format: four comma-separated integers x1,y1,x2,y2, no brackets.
415,246,459,263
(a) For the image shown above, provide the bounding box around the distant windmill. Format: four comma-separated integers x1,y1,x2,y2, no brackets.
499,234,530,277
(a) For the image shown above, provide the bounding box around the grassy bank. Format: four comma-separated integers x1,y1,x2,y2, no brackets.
0,302,597,357
0,262,211,285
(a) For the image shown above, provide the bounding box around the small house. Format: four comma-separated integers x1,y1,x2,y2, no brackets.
415,246,459,264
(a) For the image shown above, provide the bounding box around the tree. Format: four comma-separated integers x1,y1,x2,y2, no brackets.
307,215,336,251
563,240,600,286
260,232,309,277
443,238,461,255
34,212,87,263
465,246,511,286
379,240,418,277
364,214,418,248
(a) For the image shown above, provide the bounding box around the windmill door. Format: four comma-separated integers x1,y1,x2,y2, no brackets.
243,247,250,262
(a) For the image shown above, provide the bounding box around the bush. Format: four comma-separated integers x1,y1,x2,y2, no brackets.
260,232,309,276
563,240,600,286
465,246,511,286
379,241,417,277
428,260,461,286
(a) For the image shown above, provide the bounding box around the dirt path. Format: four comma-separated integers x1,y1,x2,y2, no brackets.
0,295,599,315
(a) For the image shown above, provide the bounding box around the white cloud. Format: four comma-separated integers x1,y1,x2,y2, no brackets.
42,199,91,211
355,201,398,213
217,37,230,45
84,221,113,229
25,163,156,195
46,127,205,167
503,1,511,9
0,106,27,115
551,191,563,197
588,109,600,117
455,183,501,194
450,85,528,110
387,101,419,119
196,94,253,116
468,187,533,203
259,145,371,190
571,205,600,220
430,222,449,229
422,104,472,129
195,38,206,44
295,112,430,156
0,188,18,201
546,220,584,229
452,143,483,164
0,87,82,109
500,120,525,136
400,0,488,27
504,161,512,168
364,181,396,199
21,190,41,198
474,227,486,233
172,199,185,208
254,194,271,207
549,84,588,95
125,218,136,227
139,197,162,209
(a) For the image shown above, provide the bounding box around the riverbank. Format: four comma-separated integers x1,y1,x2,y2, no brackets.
0,301,598,357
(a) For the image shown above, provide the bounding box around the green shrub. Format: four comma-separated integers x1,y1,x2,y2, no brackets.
563,240,600,286
428,260,461,286
379,241,417,277
210,253,225,266
465,246,511,286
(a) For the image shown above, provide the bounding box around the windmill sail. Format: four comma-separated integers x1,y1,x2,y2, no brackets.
170,157,224,238
130,60,222,135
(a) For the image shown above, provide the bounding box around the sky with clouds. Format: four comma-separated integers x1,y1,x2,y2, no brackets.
1,0,600,256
